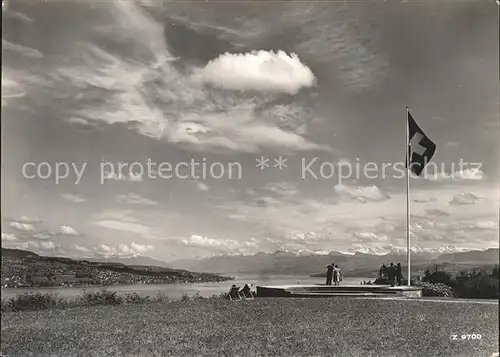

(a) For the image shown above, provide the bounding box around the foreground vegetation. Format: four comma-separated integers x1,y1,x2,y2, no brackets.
373,265,499,299
1,290,229,312
2,297,498,357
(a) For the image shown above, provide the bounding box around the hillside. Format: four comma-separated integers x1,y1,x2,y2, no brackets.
169,248,499,277
1,248,232,288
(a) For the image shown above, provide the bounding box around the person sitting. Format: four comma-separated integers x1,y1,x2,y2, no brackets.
240,284,253,298
228,284,240,300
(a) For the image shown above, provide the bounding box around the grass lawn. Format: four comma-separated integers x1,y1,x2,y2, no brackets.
1,298,498,357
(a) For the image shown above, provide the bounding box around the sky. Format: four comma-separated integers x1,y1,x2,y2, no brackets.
1,0,499,261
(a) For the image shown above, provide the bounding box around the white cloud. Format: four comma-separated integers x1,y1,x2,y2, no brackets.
116,193,159,206
33,233,52,240
334,184,390,203
40,241,56,250
15,216,41,224
60,225,79,236
196,182,209,191
74,245,91,253
62,193,86,203
130,242,154,253
195,50,316,95
95,242,154,257
182,235,242,251
2,232,17,241
449,193,480,205
427,168,484,181
9,222,36,232
95,220,152,235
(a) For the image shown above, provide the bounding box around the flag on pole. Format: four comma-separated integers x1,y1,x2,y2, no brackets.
407,111,437,176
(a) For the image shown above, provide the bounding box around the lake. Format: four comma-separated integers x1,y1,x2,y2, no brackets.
1,274,373,300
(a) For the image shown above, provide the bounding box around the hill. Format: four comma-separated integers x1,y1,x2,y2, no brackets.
1,248,232,288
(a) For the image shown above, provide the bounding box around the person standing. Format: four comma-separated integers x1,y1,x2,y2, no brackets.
396,263,403,286
333,265,342,285
388,263,395,287
326,263,334,285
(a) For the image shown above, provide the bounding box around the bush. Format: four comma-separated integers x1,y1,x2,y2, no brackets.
454,270,499,299
124,292,150,304
414,281,453,297
79,289,123,306
1,292,68,312
422,266,455,287
180,293,191,302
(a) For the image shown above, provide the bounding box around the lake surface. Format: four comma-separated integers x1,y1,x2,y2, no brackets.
1,274,372,300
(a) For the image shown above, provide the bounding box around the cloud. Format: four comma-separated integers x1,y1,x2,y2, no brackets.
15,216,42,224
62,193,86,203
2,232,17,241
60,225,79,236
95,242,154,257
195,50,316,95
427,168,484,181
264,182,299,199
116,193,159,206
2,39,43,59
425,209,450,217
196,182,209,191
449,193,480,205
182,235,245,252
74,245,92,253
33,233,52,240
95,220,152,235
334,184,390,203
9,222,36,232
40,241,56,250
103,171,144,182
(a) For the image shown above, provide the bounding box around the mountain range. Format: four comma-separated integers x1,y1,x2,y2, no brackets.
168,248,500,277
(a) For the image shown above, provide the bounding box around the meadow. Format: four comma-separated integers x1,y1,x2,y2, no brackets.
1,297,498,357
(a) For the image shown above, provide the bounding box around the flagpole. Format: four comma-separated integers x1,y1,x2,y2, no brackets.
406,106,411,286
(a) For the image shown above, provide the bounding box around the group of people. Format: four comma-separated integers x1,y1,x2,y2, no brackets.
378,262,404,287
228,284,253,299
325,263,342,285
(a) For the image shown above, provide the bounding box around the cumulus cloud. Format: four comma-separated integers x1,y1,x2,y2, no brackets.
62,193,86,203
449,193,480,205
196,182,210,191
2,232,17,241
60,225,79,236
95,220,152,235
15,216,41,224
334,184,390,203
95,242,154,257
74,245,92,253
9,222,36,232
116,193,159,206
182,235,243,251
427,168,484,181
195,50,316,95
425,209,450,217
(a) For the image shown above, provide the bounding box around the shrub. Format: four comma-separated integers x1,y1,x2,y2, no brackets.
79,289,123,306
1,292,67,312
454,270,499,299
180,293,191,302
191,292,205,301
124,292,150,304
422,266,454,287
414,281,453,297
